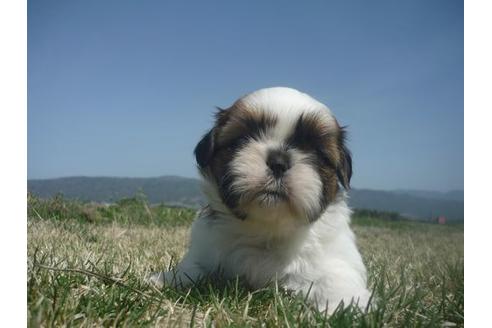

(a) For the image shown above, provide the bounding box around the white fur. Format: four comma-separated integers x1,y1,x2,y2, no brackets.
238,87,337,142
148,87,370,314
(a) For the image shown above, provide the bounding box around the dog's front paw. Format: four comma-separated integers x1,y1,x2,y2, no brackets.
318,290,372,314
145,271,167,288
146,268,201,288
146,270,182,287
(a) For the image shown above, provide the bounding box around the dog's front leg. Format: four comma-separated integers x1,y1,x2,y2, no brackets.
147,252,206,288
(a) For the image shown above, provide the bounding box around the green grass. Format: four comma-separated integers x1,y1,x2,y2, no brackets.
27,194,464,327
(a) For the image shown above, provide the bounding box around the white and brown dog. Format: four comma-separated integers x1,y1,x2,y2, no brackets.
149,87,370,313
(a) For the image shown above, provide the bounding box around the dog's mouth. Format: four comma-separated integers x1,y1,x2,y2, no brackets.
255,189,288,206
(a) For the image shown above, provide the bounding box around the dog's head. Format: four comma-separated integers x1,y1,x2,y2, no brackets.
195,87,352,223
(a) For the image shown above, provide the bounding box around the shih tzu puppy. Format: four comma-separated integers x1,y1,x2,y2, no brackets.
149,87,370,313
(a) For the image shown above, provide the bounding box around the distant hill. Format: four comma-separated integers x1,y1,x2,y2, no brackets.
28,176,464,221
349,189,463,221
392,189,464,202
28,176,205,208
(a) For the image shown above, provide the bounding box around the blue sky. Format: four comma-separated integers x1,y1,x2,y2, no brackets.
28,0,463,191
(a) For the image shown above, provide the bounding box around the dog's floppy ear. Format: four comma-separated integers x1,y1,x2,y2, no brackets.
194,129,215,168
194,107,231,168
336,129,352,190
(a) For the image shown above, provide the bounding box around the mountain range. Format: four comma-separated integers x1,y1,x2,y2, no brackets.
27,176,464,221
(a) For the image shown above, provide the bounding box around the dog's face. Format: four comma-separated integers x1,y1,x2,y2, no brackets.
195,87,352,223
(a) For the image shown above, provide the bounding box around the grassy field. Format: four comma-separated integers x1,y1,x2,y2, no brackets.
27,194,464,327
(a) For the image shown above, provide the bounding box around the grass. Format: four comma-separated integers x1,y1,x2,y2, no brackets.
27,194,464,327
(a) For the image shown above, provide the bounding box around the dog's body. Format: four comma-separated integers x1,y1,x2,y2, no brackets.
149,87,370,313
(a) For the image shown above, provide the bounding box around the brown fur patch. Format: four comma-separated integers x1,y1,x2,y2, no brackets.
287,112,342,166
318,163,340,209
215,101,277,149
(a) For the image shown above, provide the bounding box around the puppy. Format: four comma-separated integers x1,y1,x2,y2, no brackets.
149,87,370,313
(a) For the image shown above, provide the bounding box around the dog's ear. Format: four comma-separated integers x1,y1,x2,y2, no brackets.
336,129,352,190
194,107,231,168
194,129,215,168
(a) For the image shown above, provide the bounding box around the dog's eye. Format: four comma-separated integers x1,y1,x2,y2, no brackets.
316,149,336,168
220,136,245,152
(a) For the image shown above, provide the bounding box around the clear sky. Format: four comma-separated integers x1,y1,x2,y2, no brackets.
28,0,463,191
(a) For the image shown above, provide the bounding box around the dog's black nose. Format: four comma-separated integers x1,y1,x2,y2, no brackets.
266,149,291,178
